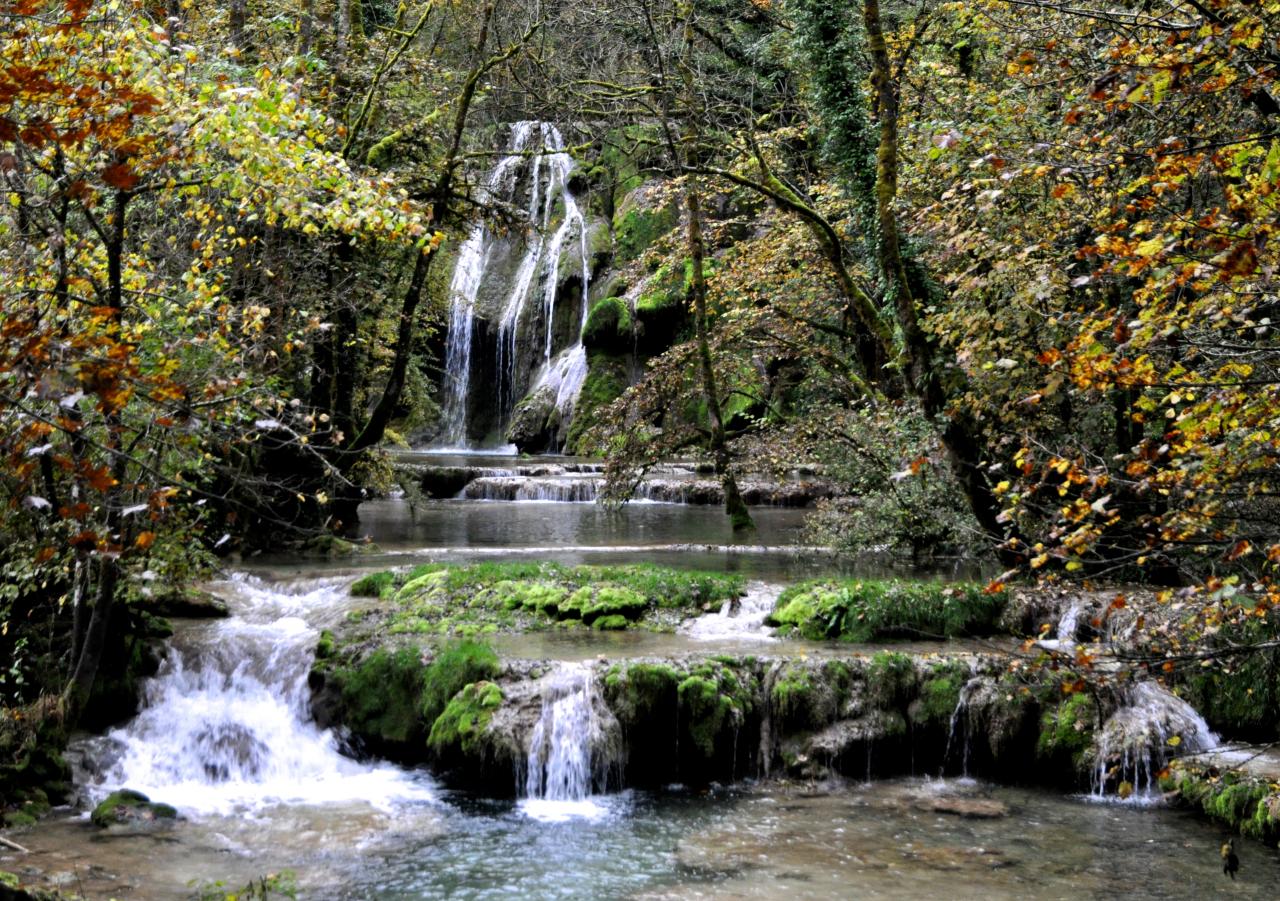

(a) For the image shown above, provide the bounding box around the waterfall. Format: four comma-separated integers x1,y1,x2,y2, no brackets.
943,676,983,778
679,582,780,641
1057,599,1085,642
1090,681,1216,803
436,122,593,449
76,574,433,816
520,662,616,821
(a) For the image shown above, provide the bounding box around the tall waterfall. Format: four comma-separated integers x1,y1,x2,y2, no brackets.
76,574,433,815
437,122,593,450
520,662,617,821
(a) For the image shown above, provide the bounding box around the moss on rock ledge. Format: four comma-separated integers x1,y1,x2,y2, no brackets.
342,562,743,636
767,579,1006,642
1163,764,1280,845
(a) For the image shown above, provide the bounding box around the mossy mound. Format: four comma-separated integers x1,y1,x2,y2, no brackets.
1163,764,1280,845
614,201,678,262
1037,691,1098,768
311,639,501,757
909,660,973,728
343,562,744,636
771,660,854,732
90,788,177,828
767,579,1006,642
582,297,633,351
427,681,504,757
564,352,629,455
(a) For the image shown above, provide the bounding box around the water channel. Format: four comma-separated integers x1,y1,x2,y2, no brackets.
6,460,1279,898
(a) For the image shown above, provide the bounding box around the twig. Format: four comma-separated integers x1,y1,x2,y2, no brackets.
0,835,31,853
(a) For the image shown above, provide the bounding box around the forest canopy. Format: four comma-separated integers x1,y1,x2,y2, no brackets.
0,0,1276,740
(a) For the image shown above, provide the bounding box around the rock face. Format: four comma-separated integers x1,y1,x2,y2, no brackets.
310,641,1057,794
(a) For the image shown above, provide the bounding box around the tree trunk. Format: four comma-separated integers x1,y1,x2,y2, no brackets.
686,180,754,532
861,0,1016,561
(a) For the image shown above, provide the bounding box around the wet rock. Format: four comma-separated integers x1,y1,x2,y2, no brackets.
89,789,177,829
149,589,229,619
193,723,268,782
506,386,558,454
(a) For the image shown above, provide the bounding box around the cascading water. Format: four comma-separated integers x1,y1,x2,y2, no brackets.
679,582,780,641
520,662,617,822
435,122,594,449
1090,680,1216,803
77,574,434,816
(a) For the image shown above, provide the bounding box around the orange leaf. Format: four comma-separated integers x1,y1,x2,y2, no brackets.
135,531,156,550
102,161,139,191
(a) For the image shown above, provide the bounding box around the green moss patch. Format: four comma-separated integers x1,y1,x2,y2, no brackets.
911,660,972,728
766,579,1006,642
1037,691,1096,767
1163,765,1280,845
427,681,504,756
582,297,633,350
90,789,177,828
345,562,743,636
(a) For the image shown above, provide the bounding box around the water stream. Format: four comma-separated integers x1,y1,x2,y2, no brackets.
7,462,1277,896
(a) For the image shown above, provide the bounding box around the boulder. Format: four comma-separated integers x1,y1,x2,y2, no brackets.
89,789,177,829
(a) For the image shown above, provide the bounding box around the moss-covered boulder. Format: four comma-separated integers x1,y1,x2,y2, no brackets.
90,789,177,828
564,352,630,455
1037,691,1098,769
309,639,500,760
582,297,633,351
427,681,505,757
613,181,679,262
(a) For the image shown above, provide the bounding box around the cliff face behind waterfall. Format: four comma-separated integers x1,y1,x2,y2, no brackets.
432,122,613,452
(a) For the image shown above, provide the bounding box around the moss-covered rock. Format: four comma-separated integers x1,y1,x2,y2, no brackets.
867,651,918,710
420,640,501,726
593,614,629,630
351,570,396,598
613,185,678,262
564,352,631,455
90,789,177,828
771,660,853,732
427,681,504,756
1163,764,1280,845
1037,691,1097,768
582,297,633,351
767,579,1006,642
341,562,743,636
910,660,972,728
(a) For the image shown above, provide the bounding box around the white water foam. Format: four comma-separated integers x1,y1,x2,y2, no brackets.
680,581,780,642
78,574,435,817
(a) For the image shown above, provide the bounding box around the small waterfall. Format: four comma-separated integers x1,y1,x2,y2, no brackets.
77,575,433,816
520,662,617,821
679,582,780,642
1090,681,1216,803
1057,599,1085,642
943,675,983,777
436,122,593,449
